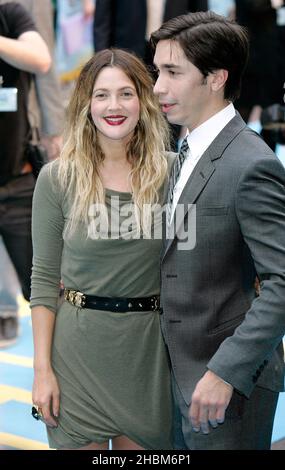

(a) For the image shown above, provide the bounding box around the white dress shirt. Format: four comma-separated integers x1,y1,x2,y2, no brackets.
170,103,236,223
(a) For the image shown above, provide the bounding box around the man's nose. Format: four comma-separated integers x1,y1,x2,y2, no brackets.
153,75,166,96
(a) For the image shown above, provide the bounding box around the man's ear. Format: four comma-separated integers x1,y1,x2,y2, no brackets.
210,69,228,92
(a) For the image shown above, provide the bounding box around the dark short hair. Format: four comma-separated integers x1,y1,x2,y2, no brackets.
151,11,249,101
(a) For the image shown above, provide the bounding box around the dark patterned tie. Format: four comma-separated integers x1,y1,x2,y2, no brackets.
167,137,189,226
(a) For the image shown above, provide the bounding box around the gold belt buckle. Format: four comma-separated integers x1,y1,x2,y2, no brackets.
151,296,159,311
64,289,86,308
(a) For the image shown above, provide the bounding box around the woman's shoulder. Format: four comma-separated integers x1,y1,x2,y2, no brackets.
35,159,63,197
37,159,59,183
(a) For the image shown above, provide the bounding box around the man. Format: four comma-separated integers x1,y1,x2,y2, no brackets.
163,0,208,21
0,0,64,348
1,0,64,165
235,0,284,150
151,11,285,449
0,2,51,346
93,0,147,59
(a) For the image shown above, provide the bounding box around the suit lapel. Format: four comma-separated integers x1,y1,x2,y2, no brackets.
162,113,246,258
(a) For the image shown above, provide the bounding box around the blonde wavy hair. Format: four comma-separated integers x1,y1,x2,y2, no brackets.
56,48,169,236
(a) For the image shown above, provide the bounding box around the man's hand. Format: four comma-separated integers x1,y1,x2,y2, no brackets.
189,370,233,434
82,0,95,19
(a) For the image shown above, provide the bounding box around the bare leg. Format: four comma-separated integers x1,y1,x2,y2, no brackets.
112,435,145,450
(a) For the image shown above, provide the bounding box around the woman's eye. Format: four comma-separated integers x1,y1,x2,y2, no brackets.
94,93,107,99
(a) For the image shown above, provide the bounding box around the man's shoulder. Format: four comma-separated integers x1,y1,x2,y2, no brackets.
226,125,277,165
219,125,285,187
1,2,28,18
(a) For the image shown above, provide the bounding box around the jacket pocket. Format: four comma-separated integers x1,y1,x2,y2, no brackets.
208,313,245,336
200,206,229,216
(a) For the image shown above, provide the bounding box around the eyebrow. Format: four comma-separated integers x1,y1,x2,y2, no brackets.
93,86,135,92
153,63,181,70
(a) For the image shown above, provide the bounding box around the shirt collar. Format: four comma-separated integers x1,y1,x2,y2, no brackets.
186,103,236,161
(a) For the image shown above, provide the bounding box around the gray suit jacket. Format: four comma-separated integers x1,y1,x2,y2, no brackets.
161,113,285,404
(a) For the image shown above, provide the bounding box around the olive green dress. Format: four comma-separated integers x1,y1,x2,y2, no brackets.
30,157,174,450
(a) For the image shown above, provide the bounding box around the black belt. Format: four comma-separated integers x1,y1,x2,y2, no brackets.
64,289,161,313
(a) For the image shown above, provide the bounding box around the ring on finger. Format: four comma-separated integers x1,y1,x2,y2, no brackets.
31,405,43,420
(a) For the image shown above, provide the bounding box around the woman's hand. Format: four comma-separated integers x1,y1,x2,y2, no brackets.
32,366,60,428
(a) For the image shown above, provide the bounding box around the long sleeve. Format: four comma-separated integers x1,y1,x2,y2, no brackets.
30,163,64,313
208,155,285,397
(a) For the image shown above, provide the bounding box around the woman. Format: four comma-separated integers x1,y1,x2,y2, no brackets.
30,49,174,450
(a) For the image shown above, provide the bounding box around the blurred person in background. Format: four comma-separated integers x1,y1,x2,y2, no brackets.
52,0,95,30
235,0,285,149
0,0,64,350
0,1,51,347
163,0,208,21
93,0,147,60
1,0,65,164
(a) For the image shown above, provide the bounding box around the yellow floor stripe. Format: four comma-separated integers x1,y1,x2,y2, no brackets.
0,432,50,450
17,294,31,318
0,384,32,405
0,352,32,368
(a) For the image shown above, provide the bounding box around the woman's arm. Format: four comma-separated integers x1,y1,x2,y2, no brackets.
32,306,59,428
30,162,65,427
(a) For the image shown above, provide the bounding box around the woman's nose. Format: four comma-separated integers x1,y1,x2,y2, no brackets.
107,95,122,110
